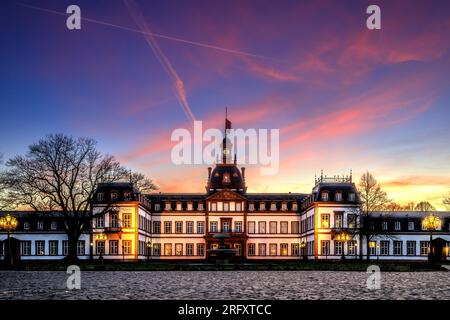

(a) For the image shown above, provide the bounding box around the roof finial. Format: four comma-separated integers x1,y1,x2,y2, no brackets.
350,168,353,182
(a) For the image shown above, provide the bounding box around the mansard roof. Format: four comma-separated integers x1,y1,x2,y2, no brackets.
372,211,450,218
312,182,359,203
246,193,307,201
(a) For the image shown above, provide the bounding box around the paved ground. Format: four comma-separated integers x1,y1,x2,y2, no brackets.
0,271,449,300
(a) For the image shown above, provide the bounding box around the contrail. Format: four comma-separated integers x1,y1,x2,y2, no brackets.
124,0,195,122
17,2,280,62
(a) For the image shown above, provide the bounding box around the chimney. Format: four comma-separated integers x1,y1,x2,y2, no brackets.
241,167,246,182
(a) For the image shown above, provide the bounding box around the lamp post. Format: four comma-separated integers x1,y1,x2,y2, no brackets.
95,233,107,261
146,240,152,262
336,232,350,260
0,214,19,265
300,241,307,261
376,244,380,262
422,214,441,262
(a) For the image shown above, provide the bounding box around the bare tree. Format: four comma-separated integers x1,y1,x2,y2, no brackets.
384,202,403,211
1,134,129,261
357,171,390,260
403,202,416,211
414,201,436,212
444,195,450,210
130,172,158,193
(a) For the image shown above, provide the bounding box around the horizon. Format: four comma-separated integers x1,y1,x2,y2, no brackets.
1,0,449,209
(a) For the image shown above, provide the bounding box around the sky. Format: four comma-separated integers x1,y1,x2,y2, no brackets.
1,0,449,209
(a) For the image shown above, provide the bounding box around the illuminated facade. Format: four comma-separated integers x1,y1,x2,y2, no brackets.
1,118,450,262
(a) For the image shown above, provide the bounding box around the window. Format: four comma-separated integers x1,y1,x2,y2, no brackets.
369,241,376,255
291,221,299,234
37,221,44,230
0,243,3,256
407,241,416,256
211,202,217,211
280,221,288,234
96,216,104,228
197,243,204,256
49,241,58,256
176,202,182,211
21,241,31,256
321,241,330,256
258,243,266,256
153,244,161,256
291,243,300,256
348,193,356,201
408,221,415,231
154,203,161,211
164,243,172,256
234,244,242,256
269,221,277,234
280,243,288,256
50,221,57,230
97,193,104,201
420,241,429,256
249,203,255,211
321,192,329,201
393,241,402,255
124,192,131,201
76,240,85,255
321,214,330,228
96,241,105,255
292,203,298,211
23,221,30,230
123,213,132,228
198,202,204,211
395,221,401,231
258,221,266,234
248,243,255,256
210,221,218,233
222,221,230,232
223,202,229,211
334,241,343,255
175,243,183,256
36,240,45,255
236,202,242,211
153,221,161,234
259,202,266,211
347,214,356,229
334,213,343,228
175,221,183,234
380,241,390,255
382,221,388,231
186,221,193,234
186,243,194,256
270,202,277,211
165,202,172,211
217,202,223,211
197,221,204,234
281,202,287,211
123,240,132,254
235,221,242,233
110,213,119,228
269,244,277,256
335,192,342,201
348,241,357,255
164,221,172,234
110,240,119,255
187,203,193,211
248,221,255,234
111,192,118,201
62,241,68,256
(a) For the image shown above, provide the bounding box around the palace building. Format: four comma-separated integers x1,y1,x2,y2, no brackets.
1,118,450,263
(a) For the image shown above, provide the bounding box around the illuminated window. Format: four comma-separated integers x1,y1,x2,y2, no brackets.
217,202,223,211
36,241,45,255
175,243,183,256
292,202,298,211
335,213,343,228
122,240,132,254
211,202,217,211
369,241,376,255
321,214,330,228
347,214,357,229
348,240,357,255
280,243,288,256
229,202,235,211
269,243,277,256
164,243,172,256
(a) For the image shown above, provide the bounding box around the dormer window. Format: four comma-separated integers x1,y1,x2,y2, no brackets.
395,221,401,231
249,203,255,211
97,193,104,202
176,202,182,211
124,192,131,201
23,221,30,230
270,202,277,211
408,221,414,231
37,221,44,230
154,203,161,211
198,202,204,211
50,221,57,230
348,193,356,201
259,202,266,211
335,192,342,201
281,202,287,211
165,202,172,211
292,203,298,211
111,192,118,201
222,173,231,184
321,192,329,201
382,221,388,230
187,202,193,211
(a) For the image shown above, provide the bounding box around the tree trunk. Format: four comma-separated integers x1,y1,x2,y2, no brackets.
65,233,80,262
366,236,370,261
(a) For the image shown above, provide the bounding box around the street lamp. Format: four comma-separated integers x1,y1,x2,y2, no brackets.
422,214,441,262
95,233,107,261
0,214,19,265
146,240,152,262
336,232,350,260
